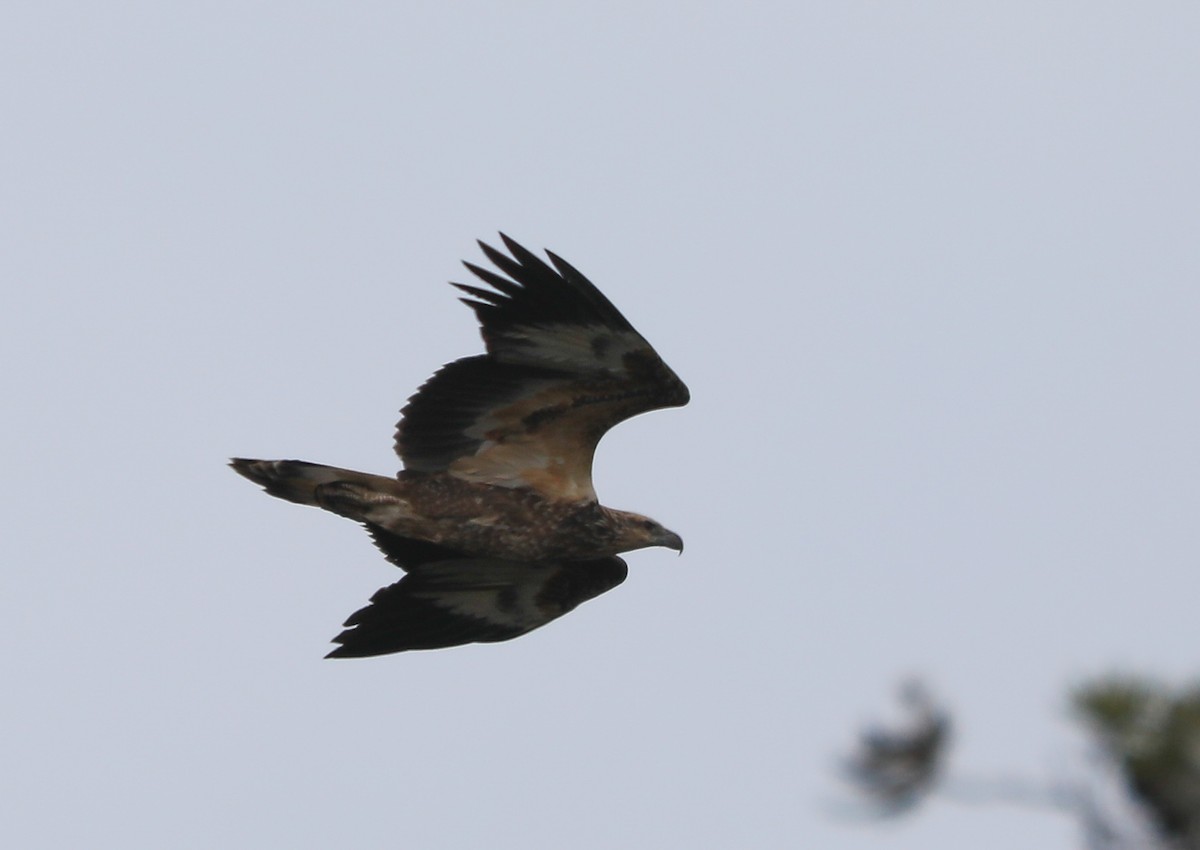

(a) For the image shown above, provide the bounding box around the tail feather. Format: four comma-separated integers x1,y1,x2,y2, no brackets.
229,459,376,508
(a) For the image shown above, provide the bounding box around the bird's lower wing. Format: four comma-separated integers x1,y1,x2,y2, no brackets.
326,553,628,657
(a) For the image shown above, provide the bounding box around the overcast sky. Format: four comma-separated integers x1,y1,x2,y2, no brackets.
3,3,1198,848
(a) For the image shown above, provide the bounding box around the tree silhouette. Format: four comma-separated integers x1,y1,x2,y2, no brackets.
840,676,1200,849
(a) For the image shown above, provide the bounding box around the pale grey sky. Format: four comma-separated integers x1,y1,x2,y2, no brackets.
3,3,1198,848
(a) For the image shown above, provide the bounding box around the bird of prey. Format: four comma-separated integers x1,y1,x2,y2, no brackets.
232,235,689,657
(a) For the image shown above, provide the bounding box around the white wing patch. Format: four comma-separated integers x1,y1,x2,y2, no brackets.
408,560,554,630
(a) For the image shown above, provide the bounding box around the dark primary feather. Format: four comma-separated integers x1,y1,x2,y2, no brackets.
457,233,636,339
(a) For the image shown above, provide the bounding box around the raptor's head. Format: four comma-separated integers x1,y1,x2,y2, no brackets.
607,509,684,555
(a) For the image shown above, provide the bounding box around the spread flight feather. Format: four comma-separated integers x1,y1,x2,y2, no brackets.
231,234,688,656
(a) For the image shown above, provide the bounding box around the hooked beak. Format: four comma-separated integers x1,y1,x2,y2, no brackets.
660,529,684,555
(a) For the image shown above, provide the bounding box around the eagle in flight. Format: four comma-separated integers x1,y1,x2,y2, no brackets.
232,235,689,657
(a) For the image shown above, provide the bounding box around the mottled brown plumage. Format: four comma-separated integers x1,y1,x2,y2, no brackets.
231,235,688,656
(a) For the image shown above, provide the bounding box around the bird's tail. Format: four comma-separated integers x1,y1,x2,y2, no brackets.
229,458,386,507
230,458,346,506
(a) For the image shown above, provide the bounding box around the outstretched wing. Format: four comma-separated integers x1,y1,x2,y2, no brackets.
395,234,689,503
326,525,628,657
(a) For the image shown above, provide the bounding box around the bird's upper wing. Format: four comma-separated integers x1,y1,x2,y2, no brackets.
394,234,689,503
326,525,628,657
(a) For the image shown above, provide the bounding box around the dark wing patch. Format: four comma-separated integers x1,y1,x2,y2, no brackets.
326,554,628,657
393,234,689,501
395,356,562,473
365,523,464,571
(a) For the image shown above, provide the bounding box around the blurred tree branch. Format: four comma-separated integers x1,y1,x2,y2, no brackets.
839,676,1200,849
841,680,950,816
